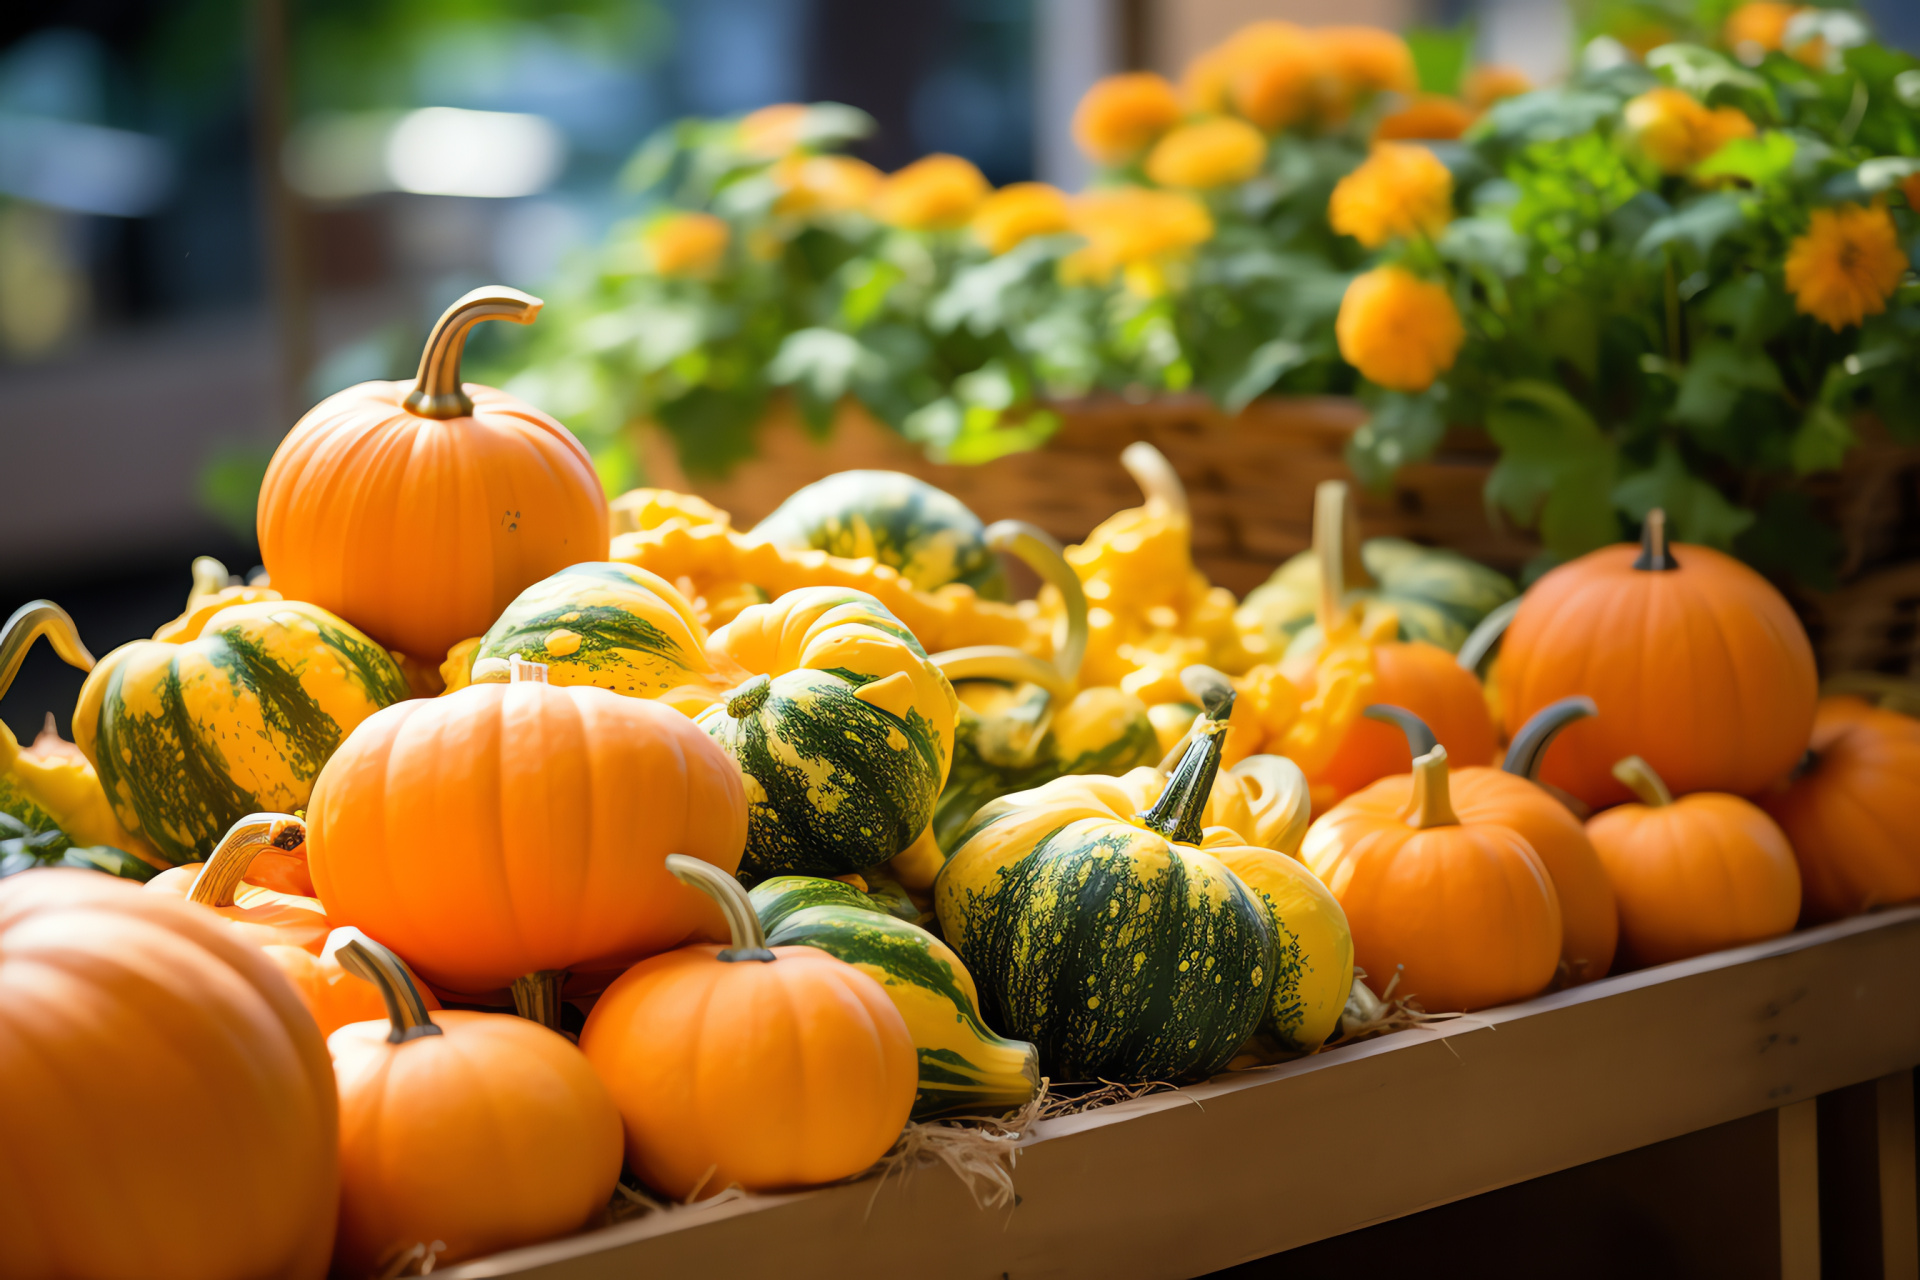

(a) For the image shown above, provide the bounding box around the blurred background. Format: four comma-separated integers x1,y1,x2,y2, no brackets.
3,0,1918,744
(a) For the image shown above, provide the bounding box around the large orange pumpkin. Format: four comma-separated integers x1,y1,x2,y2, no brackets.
1587,755,1801,967
1302,743,1563,1011
258,286,608,663
1759,696,1920,923
0,870,338,1279
580,855,916,1199
1497,509,1817,809
308,660,748,1014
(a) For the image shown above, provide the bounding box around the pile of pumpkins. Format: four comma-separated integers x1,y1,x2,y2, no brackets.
1,286,1916,1280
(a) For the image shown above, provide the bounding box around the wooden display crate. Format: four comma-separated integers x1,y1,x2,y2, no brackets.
443,907,1920,1280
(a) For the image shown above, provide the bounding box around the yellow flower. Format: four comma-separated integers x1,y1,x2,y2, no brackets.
1064,187,1214,292
1463,65,1532,110
1372,94,1478,143
645,211,730,279
737,103,808,159
1219,22,1322,131
1316,25,1418,117
1072,72,1185,164
1336,266,1465,392
1144,117,1267,188
772,153,883,216
1624,87,1755,175
1328,142,1454,248
1784,203,1909,331
972,182,1072,254
870,154,990,230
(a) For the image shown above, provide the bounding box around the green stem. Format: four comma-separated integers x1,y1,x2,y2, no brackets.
1138,690,1234,845
667,854,775,962
335,930,444,1044
1362,704,1438,759
985,520,1088,684
1456,597,1520,674
1502,696,1597,780
1633,508,1678,572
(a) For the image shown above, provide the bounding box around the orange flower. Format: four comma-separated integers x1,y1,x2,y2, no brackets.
1784,203,1909,331
870,154,989,230
773,153,883,216
1073,72,1185,164
1145,117,1267,188
1329,142,1454,247
1373,95,1478,142
1317,25,1418,96
1624,88,1756,175
738,103,809,159
1337,266,1465,392
645,212,730,279
1722,2,1824,66
1065,187,1214,294
1223,22,1323,131
1463,65,1531,109
972,182,1073,254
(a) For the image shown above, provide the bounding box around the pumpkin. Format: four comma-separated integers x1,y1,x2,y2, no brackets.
1496,509,1817,809
258,286,609,663
72,595,410,866
0,870,337,1279
1760,696,1920,922
1588,755,1801,967
751,470,1010,598
751,877,1040,1120
579,855,916,1198
329,932,623,1275
146,813,331,954
1342,701,1619,985
267,927,441,1039
697,587,957,879
308,658,747,1017
1302,742,1563,1012
935,692,1278,1082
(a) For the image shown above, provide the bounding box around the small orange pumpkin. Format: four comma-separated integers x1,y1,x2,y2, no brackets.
1759,696,1920,923
1302,743,1562,1011
147,813,331,954
579,855,917,1199
1587,755,1801,967
258,287,609,663
329,932,622,1276
266,928,442,1039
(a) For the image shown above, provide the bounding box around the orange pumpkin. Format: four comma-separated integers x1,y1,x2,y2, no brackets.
1302,743,1562,1011
258,287,608,663
1759,696,1920,923
1497,509,1817,809
1343,699,1618,985
308,659,747,1017
579,855,916,1199
328,932,622,1275
0,870,337,1279
147,813,331,954
1587,755,1801,967
267,928,442,1039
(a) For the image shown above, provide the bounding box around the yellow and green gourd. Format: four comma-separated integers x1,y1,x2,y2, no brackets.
751,470,1009,598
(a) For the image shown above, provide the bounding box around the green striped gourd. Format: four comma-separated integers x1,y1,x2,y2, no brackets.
750,873,919,933
751,470,1009,598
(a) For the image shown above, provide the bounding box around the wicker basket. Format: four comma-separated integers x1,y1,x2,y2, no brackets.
1796,417,1920,677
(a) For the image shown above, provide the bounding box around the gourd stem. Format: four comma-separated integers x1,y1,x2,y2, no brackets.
1633,508,1679,572
189,556,233,603
1456,597,1520,674
1502,696,1598,779
1408,747,1460,829
1138,690,1234,845
0,601,95,699
931,647,1073,702
1612,755,1674,807
1311,480,1376,637
985,520,1088,683
1363,704,1438,760
511,971,567,1028
188,812,306,908
402,285,543,421
508,655,550,684
1120,441,1189,524
666,854,775,962
335,931,443,1044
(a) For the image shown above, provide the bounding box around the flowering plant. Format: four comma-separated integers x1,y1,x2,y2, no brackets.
1335,1,1920,584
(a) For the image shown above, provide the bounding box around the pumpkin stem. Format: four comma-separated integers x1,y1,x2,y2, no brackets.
931,648,1073,702
1120,441,1189,525
335,930,444,1044
1138,689,1234,845
1502,696,1598,779
402,285,543,420
1612,755,1674,807
666,854,775,962
1408,747,1460,829
725,673,773,718
1363,704,1438,759
1633,508,1679,572
1456,596,1519,674
0,601,95,700
1311,480,1377,637
510,970,567,1029
985,520,1088,683
508,655,549,684
187,812,306,908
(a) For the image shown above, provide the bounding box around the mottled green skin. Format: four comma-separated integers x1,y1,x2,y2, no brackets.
752,471,1009,599
940,820,1274,1083
0,811,154,882
752,875,893,931
471,562,707,697
700,669,946,879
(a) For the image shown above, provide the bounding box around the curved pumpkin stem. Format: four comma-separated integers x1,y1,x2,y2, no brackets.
0,601,96,700
1632,508,1679,572
931,648,1074,703
187,812,306,907
984,519,1087,683
335,930,444,1044
1456,596,1520,674
1502,696,1597,779
402,285,543,421
1407,747,1459,829
667,853,775,963
1139,688,1234,845
1120,441,1189,524
1612,755,1674,807
1311,480,1378,639
1363,704,1438,760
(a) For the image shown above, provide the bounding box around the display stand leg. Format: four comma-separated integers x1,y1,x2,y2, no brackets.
1780,1098,1822,1280
1881,1072,1918,1280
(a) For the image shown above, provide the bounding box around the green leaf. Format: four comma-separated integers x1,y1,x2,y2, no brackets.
1611,442,1755,550
655,385,767,478
768,328,883,431
1645,44,1770,104
1690,132,1797,186
1406,25,1474,96
1697,272,1790,344
1635,193,1747,258
840,259,903,330
1221,339,1310,414
941,408,1061,465
1734,489,1842,590
1484,380,1622,559
197,440,276,542
1347,390,1446,490
1670,339,1783,429
1825,155,1920,202
1438,216,1527,278
1789,404,1856,475
1472,90,1619,146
